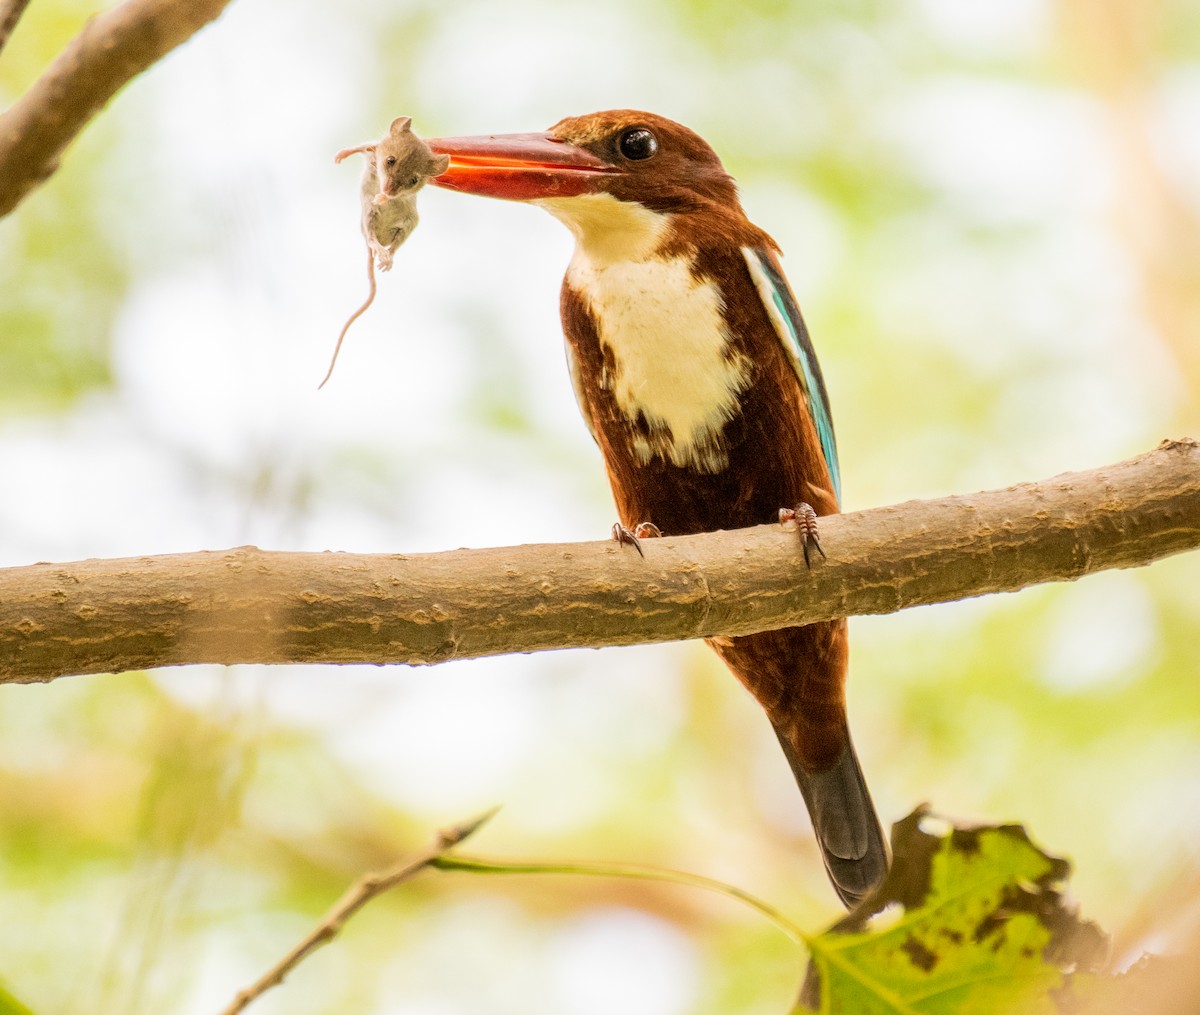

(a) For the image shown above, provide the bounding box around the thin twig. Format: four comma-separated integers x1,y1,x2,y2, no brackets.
219,808,499,1015
0,0,33,57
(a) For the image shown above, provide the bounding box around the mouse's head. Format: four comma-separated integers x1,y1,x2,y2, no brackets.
374,117,451,201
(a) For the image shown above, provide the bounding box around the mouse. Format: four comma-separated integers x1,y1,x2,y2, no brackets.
321,116,450,389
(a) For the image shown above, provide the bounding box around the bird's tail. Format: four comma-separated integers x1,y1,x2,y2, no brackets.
773,725,889,908
706,624,889,907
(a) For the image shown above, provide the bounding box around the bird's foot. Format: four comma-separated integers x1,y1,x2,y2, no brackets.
611,521,662,559
779,503,825,568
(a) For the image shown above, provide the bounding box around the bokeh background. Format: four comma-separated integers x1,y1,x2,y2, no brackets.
2,1,1199,1012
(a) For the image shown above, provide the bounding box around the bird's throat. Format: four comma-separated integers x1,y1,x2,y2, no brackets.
539,193,668,266
542,192,751,474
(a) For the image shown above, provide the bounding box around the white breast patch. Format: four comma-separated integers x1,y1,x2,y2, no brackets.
567,253,750,473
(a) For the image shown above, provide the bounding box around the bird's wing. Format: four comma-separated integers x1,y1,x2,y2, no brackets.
743,246,841,504
563,337,599,444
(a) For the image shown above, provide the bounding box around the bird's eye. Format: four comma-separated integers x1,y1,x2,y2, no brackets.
618,127,658,161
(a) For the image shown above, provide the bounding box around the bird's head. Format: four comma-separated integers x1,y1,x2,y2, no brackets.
427,110,753,257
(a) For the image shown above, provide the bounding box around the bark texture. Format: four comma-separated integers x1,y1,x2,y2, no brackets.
0,440,1196,683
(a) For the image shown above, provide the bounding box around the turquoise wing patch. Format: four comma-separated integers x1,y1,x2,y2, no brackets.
743,247,841,504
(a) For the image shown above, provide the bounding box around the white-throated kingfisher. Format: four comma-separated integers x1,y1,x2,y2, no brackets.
426,110,888,906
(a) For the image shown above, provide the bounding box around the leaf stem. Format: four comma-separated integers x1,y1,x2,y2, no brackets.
433,853,810,946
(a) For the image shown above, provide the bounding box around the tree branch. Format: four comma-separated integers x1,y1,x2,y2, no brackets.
0,0,33,56
219,808,498,1015
1,439,1197,684
0,0,235,219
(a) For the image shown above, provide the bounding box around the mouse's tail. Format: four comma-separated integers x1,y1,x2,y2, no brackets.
319,248,378,390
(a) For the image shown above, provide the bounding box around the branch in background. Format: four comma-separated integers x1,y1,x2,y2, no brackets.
0,0,235,219
219,809,498,1015
0,0,33,56
0,439,1197,683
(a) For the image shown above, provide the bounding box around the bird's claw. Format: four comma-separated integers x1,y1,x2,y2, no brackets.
779,503,825,568
611,521,662,558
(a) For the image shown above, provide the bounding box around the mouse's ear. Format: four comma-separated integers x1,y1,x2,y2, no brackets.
389,116,413,135
432,153,451,175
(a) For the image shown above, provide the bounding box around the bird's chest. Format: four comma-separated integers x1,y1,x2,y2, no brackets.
565,254,751,474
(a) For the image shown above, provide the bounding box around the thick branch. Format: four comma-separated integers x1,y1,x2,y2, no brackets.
0,439,1196,684
0,0,235,219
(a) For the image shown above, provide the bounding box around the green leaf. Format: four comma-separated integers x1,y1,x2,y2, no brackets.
797,807,1108,1014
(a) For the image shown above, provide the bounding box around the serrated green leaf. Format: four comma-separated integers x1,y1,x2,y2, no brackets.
798,808,1108,1014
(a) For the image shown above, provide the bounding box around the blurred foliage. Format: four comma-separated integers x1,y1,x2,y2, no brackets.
0,1,1198,1015
0,131,123,411
0,982,35,1015
0,1,131,412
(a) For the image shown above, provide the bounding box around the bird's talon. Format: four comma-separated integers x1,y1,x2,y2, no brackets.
780,503,824,569
612,521,661,558
612,522,644,557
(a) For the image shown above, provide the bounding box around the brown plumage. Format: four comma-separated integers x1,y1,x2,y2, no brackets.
428,110,888,906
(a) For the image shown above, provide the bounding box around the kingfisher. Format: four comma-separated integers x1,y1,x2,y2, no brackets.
426,110,888,906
